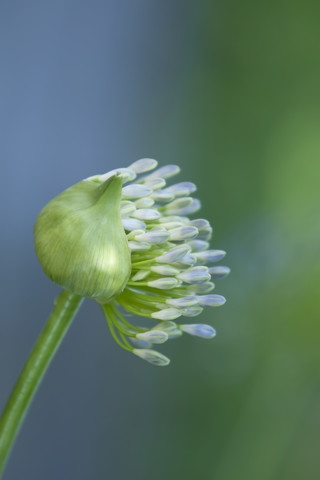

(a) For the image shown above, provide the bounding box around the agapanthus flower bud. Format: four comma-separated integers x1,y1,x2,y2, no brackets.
34,158,230,366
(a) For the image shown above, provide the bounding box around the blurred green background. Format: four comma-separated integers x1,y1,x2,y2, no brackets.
0,1,319,479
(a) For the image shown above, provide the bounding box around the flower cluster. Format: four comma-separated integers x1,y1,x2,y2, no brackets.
87,159,229,366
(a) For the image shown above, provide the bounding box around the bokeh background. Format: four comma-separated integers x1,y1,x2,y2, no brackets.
1,1,320,479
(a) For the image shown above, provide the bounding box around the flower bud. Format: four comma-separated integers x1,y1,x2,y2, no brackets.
34,175,131,304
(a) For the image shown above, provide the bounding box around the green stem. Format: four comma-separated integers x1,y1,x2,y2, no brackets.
0,290,83,477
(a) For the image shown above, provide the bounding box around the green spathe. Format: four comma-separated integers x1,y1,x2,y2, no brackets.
34,175,131,303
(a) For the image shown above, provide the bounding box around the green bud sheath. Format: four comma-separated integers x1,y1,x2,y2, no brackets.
34,175,131,304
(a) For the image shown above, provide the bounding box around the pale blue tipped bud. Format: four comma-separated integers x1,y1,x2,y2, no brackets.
180,324,216,339
121,184,152,198
168,226,199,241
128,241,151,252
180,306,204,317
165,197,193,209
133,349,170,366
132,209,161,220
127,229,145,241
187,282,215,294
153,321,182,339
148,278,179,290
145,164,180,180
177,266,210,284
164,197,194,215
179,253,197,266
131,270,150,281
120,202,136,216
135,230,170,244
151,308,182,320
156,245,190,264
122,218,146,232
160,221,185,230
151,191,175,202
134,197,155,208
164,182,197,197
188,240,210,252
136,330,169,344
194,250,226,263
130,338,152,349
190,219,213,241
181,198,201,215
197,294,226,307
129,158,158,173
197,227,213,241
166,198,201,216
189,219,210,229
166,296,198,308
208,266,231,279
145,177,166,190
158,215,188,224
151,265,180,276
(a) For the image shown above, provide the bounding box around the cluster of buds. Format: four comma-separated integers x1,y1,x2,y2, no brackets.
34,159,229,365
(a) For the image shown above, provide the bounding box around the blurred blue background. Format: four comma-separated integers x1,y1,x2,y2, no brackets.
1,1,320,479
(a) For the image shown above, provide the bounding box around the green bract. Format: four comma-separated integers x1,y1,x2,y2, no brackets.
34,175,131,304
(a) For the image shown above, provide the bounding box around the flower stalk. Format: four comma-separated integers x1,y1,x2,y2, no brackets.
0,290,83,477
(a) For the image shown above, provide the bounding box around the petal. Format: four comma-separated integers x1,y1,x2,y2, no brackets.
128,241,151,252
187,282,215,294
180,306,204,317
151,191,175,202
120,201,136,217
148,278,179,289
144,164,180,180
122,184,152,198
194,250,226,263
134,197,155,208
168,226,199,241
135,230,170,244
143,177,166,190
196,294,226,307
152,321,182,339
122,218,146,231
165,198,201,216
136,330,169,344
208,266,231,279
151,265,180,276
188,240,210,252
166,296,198,308
151,308,182,320
129,158,158,173
156,245,190,264
177,266,210,284
133,349,170,366
133,209,161,220
164,182,197,197
131,270,150,281
180,324,216,339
